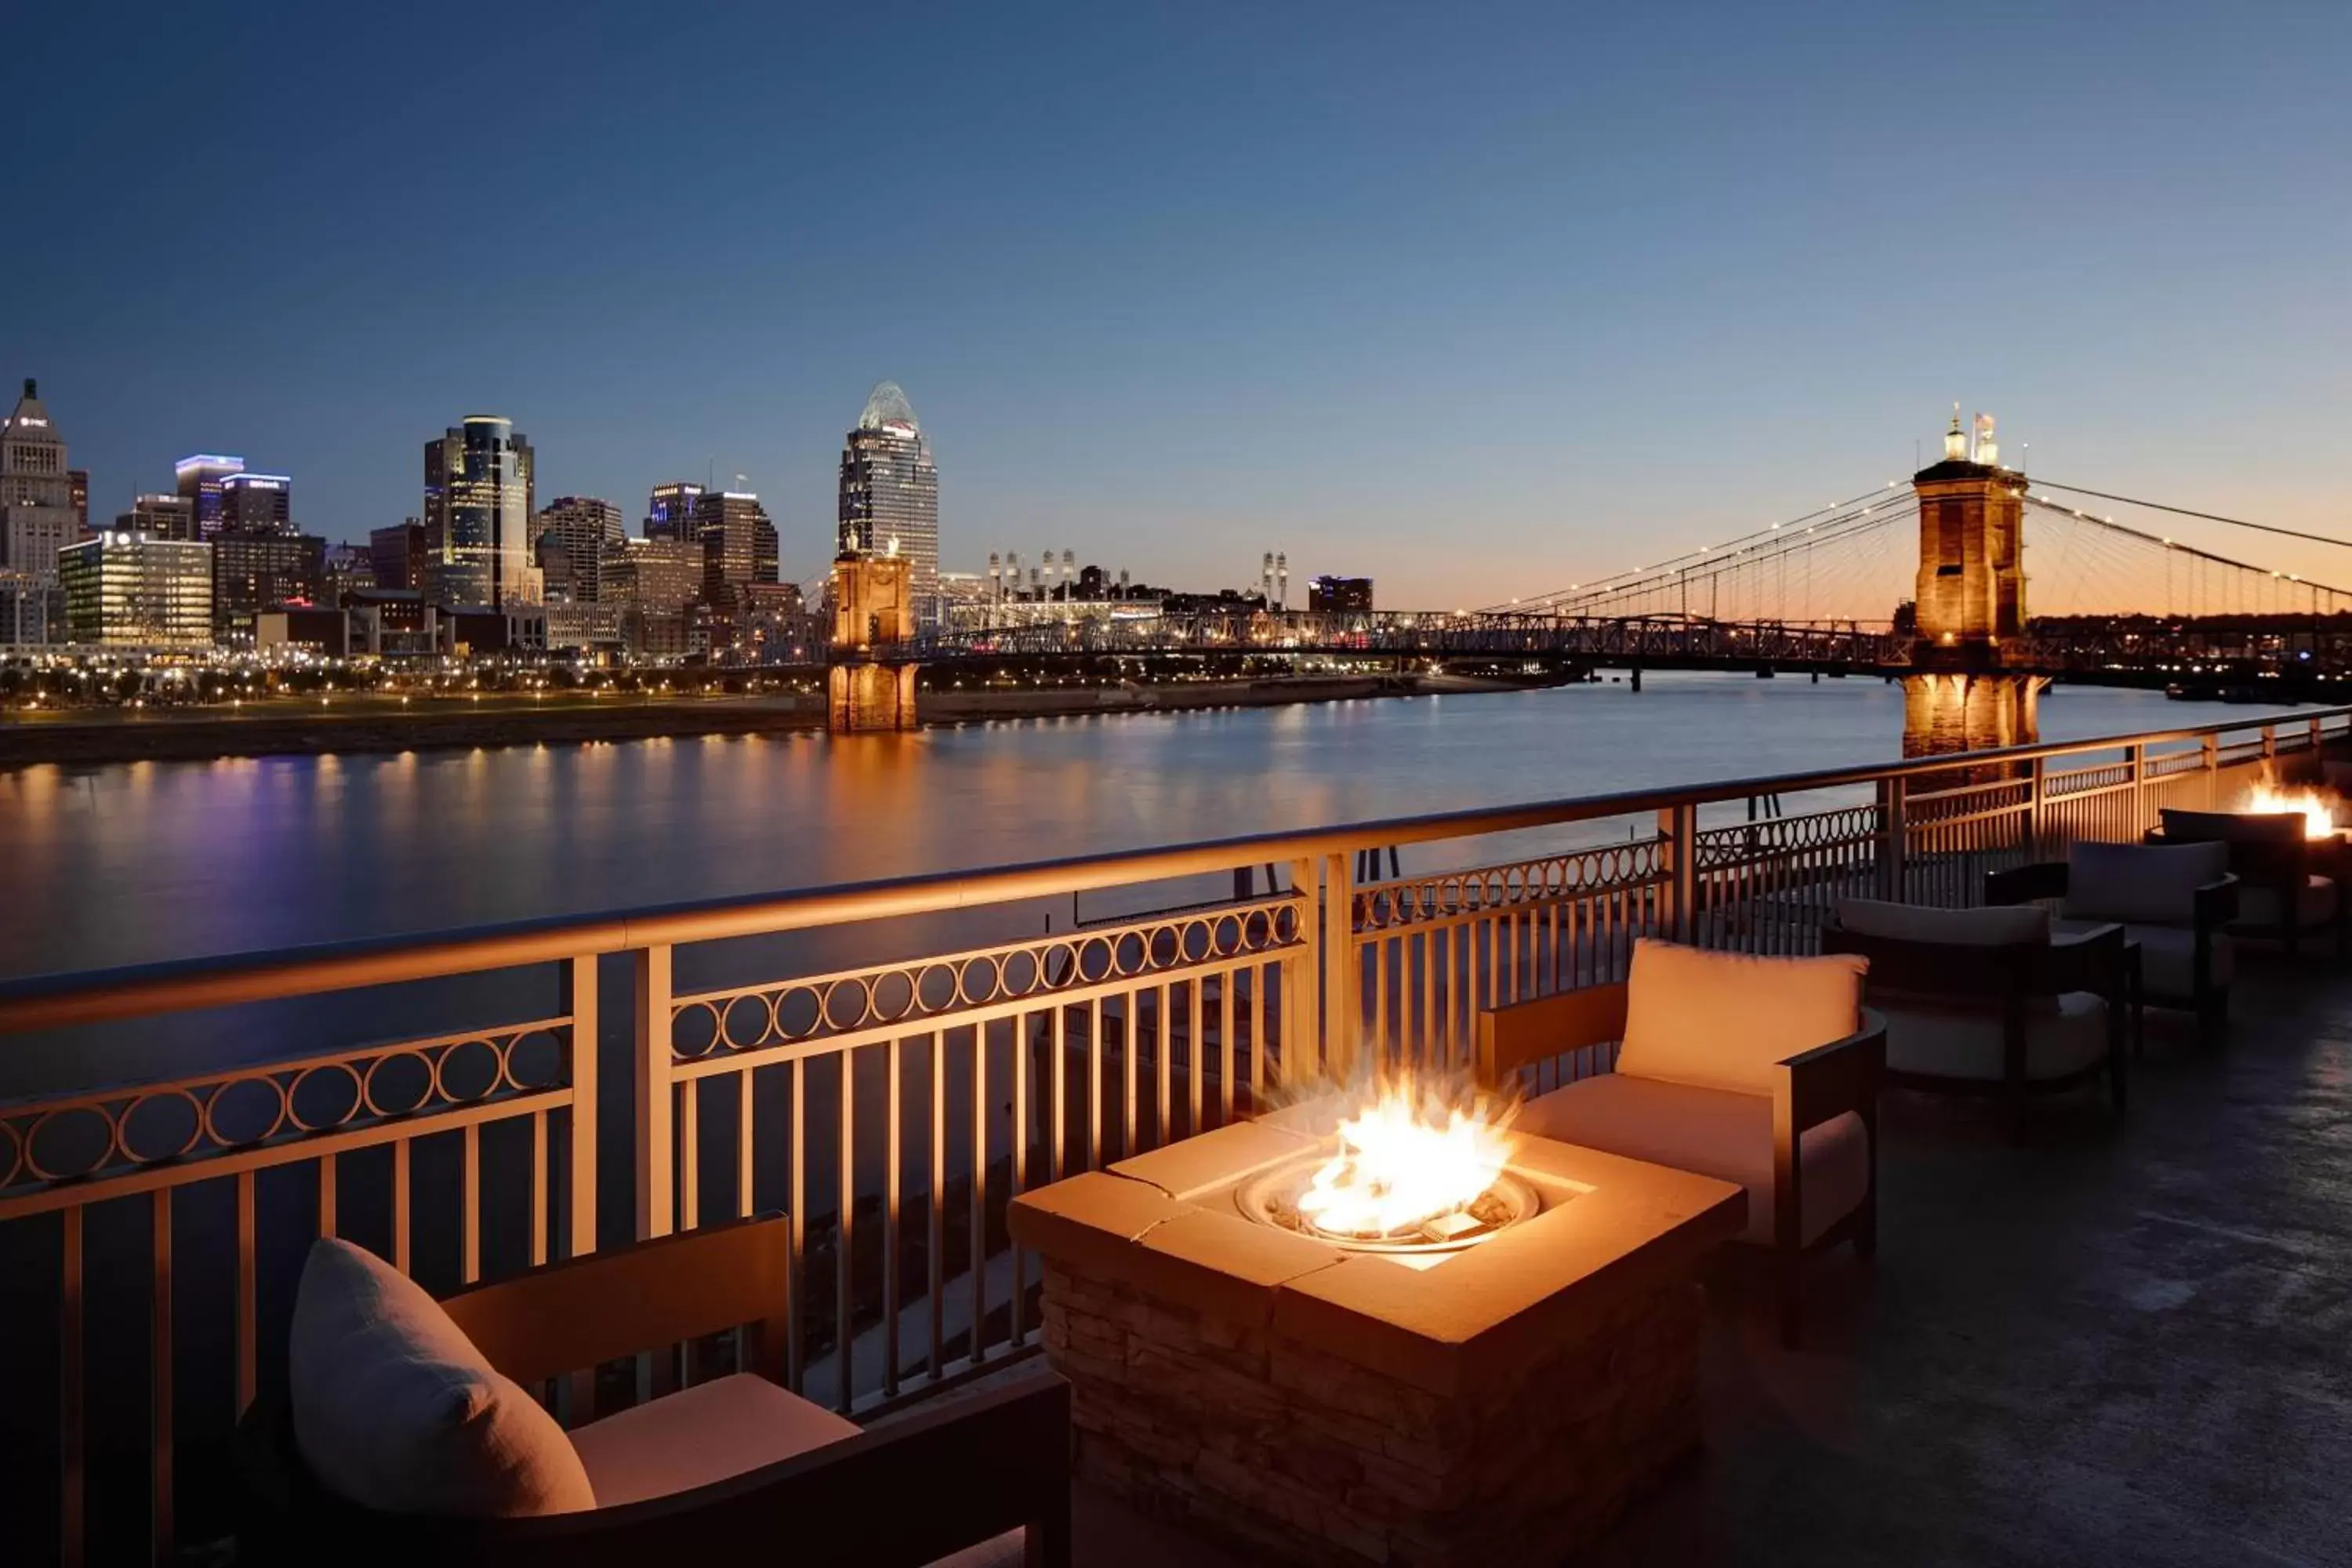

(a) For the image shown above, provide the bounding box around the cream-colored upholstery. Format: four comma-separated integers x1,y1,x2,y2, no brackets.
289,1239,596,1518
569,1373,856,1508
1615,938,1864,1098
2063,840,2228,924
1518,1073,1867,1245
1878,992,2109,1082
1836,897,2049,946
2234,874,2338,931
571,1374,1024,1563
2053,917,2231,996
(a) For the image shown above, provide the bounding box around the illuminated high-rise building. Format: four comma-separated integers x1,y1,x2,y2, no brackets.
67,469,88,535
644,481,703,541
536,495,626,602
174,454,245,539
423,416,539,609
60,532,214,648
837,381,939,624
220,470,295,534
694,489,779,642
1,379,77,641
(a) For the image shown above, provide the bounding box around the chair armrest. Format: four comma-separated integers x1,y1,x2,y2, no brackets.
1985,862,2067,907
1475,982,1628,1087
2194,874,2238,932
237,1372,1075,1568
1775,1011,1885,1134
440,1213,790,1388
2040,920,2125,996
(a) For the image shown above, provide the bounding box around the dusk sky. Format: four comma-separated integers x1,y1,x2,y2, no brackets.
8,2,2348,607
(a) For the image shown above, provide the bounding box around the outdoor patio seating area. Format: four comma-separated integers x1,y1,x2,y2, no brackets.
1034,942,2352,1565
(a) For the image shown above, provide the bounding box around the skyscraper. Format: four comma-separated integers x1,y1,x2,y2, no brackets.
67,469,88,535
219,471,294,534
174,455,245,539
644,481,703,541
536,495,626,602
1,379,78,642
694,488,779,643
838,381,939,624
423,416,538,609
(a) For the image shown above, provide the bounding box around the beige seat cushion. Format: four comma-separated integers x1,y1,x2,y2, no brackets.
1879,992,2109,1082
1516,1073,1867,1246
1836,897,2049,946
573,1377,1025,1563
2233,874,2338,932
2053,917,2231,998
570,1373,858,1508
289,1239,595,1517
1615,938,1864,1098
2063,840,2228,924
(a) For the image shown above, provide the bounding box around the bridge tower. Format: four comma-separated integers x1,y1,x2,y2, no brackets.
1904,412,2045,757
828,548,921,733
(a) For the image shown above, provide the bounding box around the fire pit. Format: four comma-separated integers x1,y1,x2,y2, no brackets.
2241,768,2345,840
1009,1078,1746,1567
1236,1078,1541,1263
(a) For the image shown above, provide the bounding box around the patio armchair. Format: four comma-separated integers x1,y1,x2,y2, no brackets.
1984,840,2237,1042
1475,937,1885,1348
237,1215,1071,1568
2153,808,2347,958
1827,898,2127,1142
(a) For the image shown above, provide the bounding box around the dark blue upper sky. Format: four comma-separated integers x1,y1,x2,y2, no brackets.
7,2,2347,605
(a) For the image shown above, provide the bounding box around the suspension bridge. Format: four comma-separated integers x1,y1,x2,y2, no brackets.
826,433,2352,728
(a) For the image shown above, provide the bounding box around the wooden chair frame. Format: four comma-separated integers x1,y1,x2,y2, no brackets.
1822,921,2129,1142
236,1214,1073,1568
1475,982,1886,1346
1984,860,2238,1042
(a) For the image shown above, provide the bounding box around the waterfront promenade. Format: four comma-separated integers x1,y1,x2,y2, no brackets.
1030,952,2352,1566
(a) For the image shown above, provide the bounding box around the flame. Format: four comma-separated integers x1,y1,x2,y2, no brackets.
1295,1077,1517,1241
2243,767,2341,841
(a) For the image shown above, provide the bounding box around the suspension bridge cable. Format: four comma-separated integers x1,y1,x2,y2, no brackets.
2031,481,2352,553
1485,481,1907,613
2022,498,2352,605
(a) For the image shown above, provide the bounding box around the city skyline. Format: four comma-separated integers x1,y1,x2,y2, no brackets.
5,5,2350,607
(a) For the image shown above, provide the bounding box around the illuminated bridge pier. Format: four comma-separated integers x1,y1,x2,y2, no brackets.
828,550,921,732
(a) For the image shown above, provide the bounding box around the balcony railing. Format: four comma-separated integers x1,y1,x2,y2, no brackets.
2,706,2343,1565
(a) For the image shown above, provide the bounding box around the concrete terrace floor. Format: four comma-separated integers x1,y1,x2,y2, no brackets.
1054,949,2352,1566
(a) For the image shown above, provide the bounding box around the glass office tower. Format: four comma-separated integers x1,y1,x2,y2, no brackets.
837,381,939,625
424,416,538,609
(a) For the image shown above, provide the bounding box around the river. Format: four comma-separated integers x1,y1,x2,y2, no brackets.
1,673,2303,986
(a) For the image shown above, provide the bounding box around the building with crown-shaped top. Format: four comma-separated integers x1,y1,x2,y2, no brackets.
1,379,79,642
838,381,940,626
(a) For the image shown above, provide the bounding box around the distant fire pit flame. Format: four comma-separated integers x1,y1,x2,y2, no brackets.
2244,766,2341,841
1294,1076,1518,1244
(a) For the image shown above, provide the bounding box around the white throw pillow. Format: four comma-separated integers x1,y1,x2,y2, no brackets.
1614,938,1865,1098
2063,840,2228,924
289,1238,596,1517
1835,898,2049,947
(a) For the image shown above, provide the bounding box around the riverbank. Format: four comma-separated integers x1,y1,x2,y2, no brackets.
0,673,1552,767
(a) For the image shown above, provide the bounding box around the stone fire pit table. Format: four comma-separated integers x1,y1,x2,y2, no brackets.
1008,1105,1745,1568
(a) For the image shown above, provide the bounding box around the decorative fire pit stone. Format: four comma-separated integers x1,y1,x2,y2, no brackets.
1010,1109,1745,1566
